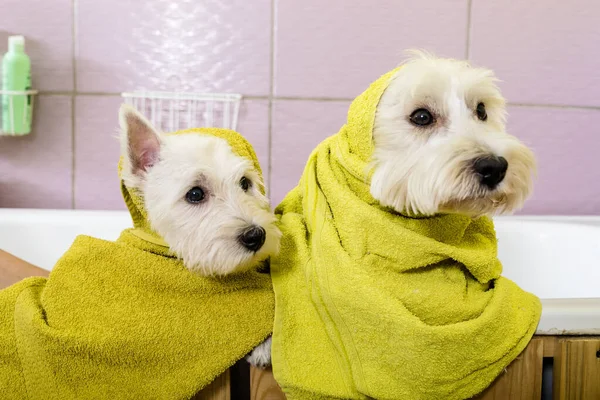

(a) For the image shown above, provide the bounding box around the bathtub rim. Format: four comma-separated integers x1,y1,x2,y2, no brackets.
0,209,598,334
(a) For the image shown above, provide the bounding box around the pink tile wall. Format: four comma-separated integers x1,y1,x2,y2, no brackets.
470,0,600,107
271,100,350,205
0,0,598,215
77,0,272,95
74,95,123,210
507,106,600,215
274,0,468,99
0,0,73,91
0,96,72,208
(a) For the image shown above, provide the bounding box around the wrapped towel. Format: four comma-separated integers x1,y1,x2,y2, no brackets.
0,128,274,400
270,68,541,399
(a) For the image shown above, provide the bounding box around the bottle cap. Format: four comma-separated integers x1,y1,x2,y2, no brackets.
8,36,25,52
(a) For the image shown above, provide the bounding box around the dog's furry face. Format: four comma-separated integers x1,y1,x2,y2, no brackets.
371,53,535,217
119,105,280,276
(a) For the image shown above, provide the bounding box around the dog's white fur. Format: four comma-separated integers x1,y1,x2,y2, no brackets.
245,336,272,368
119,105,278,366
371,51,535,217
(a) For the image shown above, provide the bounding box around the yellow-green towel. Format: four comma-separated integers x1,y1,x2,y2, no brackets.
270,68,542,399
0,128,274,400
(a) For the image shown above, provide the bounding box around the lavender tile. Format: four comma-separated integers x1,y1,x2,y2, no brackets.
507,106,600,215
74,95,124,210
0,0,73,91
77,0,271,95
274,0,468,98
74,96,270,209
270,100,350,205
0,95,72,208
470,0,600,107
234,99,270,188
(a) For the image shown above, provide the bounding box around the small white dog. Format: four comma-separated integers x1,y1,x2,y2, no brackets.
120,105,279,367
371,51,535,216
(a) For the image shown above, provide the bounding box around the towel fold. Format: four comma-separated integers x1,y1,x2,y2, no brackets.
270,68,541,400
0,128,275,400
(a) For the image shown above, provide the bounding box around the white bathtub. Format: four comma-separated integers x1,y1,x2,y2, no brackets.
0,209,598,334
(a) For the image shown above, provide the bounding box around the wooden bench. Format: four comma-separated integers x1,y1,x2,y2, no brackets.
196,335,600,400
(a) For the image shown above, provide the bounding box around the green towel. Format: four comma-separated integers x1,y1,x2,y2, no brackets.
270,68,542,399
0,128,274,400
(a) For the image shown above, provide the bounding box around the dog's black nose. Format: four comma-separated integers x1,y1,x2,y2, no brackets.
239,226,266,252
473,156,508,189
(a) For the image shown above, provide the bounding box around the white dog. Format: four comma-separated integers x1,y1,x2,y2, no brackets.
371,51,535,216
268,53,539,398
120,105,279,366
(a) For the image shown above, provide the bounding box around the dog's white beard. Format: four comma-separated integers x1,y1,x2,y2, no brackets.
371,134,535,217
147,192,280,276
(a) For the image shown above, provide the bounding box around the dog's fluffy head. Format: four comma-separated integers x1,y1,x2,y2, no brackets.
370,51,535,217
119,105,280,276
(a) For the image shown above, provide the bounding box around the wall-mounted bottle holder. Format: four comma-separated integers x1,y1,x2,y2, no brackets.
121,91,242,132
0,89,37,136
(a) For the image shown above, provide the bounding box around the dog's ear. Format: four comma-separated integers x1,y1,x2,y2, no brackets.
119,104,162,177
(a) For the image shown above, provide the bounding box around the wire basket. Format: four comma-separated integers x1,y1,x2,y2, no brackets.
0,89,38,136
121,91,242,133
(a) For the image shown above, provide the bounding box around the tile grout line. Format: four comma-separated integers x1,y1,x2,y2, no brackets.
465,0,473,60
70,0,78,209
507,102,600,111
40,91,122,96
271,96,351,102
267,0,276,196
37,93,600,112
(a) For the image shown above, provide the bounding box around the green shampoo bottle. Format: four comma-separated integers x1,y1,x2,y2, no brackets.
2,35,32,135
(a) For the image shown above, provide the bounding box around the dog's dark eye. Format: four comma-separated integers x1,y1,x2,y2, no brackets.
240,176,252,192
409,109,434,126
185,187,205,204
476,102,487,121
